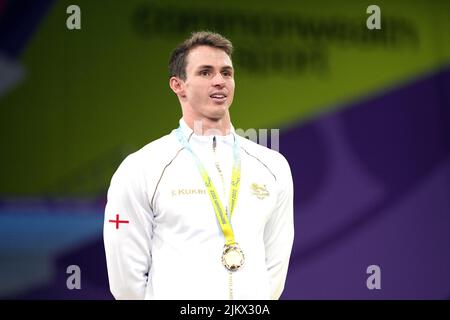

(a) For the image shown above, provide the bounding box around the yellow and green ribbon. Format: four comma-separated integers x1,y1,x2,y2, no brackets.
176,127,241,245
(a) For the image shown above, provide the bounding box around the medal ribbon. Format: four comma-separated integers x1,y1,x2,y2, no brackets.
176,127,241,246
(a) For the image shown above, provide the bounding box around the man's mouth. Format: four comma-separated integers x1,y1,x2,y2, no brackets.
210,93,227,103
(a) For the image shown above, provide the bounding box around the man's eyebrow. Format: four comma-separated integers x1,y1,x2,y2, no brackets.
196,65,234,70
197,65,213,70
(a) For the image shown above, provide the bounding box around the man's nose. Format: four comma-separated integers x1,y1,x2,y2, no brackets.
211,72,226,87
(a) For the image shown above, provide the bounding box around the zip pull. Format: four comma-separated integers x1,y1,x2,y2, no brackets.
213,136,217,153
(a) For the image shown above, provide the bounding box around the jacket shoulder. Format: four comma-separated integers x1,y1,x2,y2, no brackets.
237,135,292,182
111,131,181,186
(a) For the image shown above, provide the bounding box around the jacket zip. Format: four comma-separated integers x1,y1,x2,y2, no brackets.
212,136,234,300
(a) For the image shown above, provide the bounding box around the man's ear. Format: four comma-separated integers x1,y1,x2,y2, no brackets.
169,76,185,97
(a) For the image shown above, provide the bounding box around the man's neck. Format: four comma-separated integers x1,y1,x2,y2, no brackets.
182,114,232,136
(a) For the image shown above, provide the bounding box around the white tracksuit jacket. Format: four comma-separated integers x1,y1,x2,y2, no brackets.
104,119,294,300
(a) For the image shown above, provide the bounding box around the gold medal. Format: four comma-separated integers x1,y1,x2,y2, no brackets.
222,243,245,272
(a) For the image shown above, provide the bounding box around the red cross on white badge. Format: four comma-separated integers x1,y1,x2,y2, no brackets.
109,214,129,229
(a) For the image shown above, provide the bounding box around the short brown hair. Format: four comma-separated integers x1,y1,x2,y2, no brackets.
168,31,233,80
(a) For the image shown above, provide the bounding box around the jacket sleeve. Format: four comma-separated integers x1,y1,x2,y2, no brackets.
103,153,154,300
263,154,295,300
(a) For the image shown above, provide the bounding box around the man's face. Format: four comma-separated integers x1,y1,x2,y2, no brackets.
180,45,235,120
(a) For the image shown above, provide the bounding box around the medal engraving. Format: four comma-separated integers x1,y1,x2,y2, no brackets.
222,243,245,272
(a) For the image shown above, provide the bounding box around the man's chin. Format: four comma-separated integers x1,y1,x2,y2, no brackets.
207,104,230,118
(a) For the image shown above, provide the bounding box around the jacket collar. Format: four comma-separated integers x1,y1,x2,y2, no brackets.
178,118,236,145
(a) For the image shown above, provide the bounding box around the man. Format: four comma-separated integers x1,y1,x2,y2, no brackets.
104,31,294,300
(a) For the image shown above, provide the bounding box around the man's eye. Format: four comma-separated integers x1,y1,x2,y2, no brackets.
200,70,210,76
222,72,232,77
